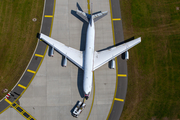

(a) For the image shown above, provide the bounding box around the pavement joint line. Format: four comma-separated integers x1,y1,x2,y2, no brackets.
114,98,124,102
112,18,121,21
18,84,27,89
27,69,36,74
117,74,127,77
44,15,53,17
35,54,44,57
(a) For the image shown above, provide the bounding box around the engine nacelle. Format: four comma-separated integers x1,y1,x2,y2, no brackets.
124,51,129,60
48,46,54,57
62,56,67,67
109,59,115,69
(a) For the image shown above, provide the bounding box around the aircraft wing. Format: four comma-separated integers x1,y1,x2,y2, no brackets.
39,33,84,70
93,37,141,70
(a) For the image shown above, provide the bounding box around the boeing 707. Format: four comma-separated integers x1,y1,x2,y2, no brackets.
38,6,141,100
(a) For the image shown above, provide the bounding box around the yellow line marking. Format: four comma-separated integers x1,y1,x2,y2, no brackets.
5,99,12,105
114,98,124,102
35,54,44,57
18,84,27,89
87,0,90,14
27,69,36,74
117,74,127,77
44,15,53,17
13,102,36,120
86,72,95,120
106,0,120,119
112,18,121,21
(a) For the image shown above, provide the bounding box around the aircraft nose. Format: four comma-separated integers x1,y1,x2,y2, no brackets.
84,94,89,100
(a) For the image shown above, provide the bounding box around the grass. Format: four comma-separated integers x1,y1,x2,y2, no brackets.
120,0,180,119
0,0,44,99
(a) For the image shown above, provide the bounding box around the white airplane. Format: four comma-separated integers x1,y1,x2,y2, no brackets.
38,7,141,100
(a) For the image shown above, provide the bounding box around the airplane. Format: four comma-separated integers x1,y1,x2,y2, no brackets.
38,6,141,100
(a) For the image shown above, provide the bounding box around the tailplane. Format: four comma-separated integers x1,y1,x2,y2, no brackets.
76,3,108,23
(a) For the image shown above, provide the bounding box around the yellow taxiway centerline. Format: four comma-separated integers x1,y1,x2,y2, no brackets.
5,99,12,105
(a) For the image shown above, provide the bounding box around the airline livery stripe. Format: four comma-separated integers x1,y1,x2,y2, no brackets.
5,99,12,105
112,18,121,21
27,69,36,74
114,98,124,102
18,84,27,89
44,15,53,17
35,54,44,57
117,74,127,77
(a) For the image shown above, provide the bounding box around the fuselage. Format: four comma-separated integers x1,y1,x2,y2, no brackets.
83,17,95,99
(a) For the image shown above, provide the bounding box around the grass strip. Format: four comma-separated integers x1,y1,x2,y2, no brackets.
0,0,44,99
120,0,180,119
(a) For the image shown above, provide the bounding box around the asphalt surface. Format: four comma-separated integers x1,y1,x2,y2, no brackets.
0,0,128,120
107,0,128,119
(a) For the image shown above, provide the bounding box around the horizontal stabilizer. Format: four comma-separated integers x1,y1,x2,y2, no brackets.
76,9,89,23
93,11,108,22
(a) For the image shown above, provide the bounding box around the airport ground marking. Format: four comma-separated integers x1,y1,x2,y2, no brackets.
106,0,121,119
12,102,36,120
5,99,12,105
27,69,36,74
86,72,95,120
18,84,27,89
44,15,53,17
35,54,44,58
87,0,90,14
112,18,121,21
114,98,124,102
117,74,127,77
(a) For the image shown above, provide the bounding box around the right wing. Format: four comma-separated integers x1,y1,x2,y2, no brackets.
93,37,141,70
39,33,84,70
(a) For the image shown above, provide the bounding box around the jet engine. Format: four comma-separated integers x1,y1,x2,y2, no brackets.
109,59,115,69
124,51,129,60
48,46,54,57
62,56,67,67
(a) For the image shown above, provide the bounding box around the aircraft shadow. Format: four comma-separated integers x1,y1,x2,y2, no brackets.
71,3,88,98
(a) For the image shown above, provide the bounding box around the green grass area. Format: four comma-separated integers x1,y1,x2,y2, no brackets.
120,0,180,119
0,0,44,99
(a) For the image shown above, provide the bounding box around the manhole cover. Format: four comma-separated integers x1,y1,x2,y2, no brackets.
32,18,37,22
2,89,8,93
176,7,179,10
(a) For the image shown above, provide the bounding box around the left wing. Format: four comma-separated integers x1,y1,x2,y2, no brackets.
93,37,141,70
39,33,84,70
